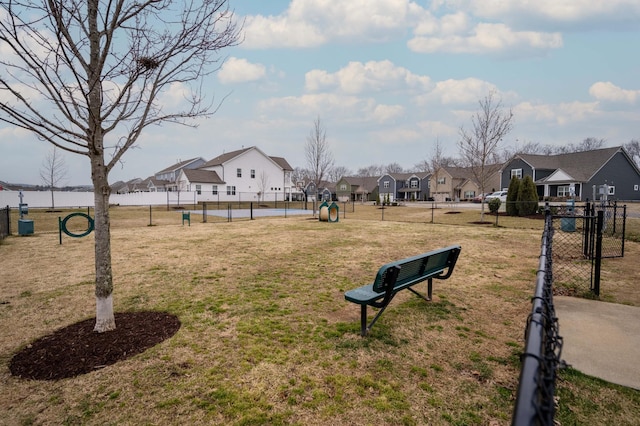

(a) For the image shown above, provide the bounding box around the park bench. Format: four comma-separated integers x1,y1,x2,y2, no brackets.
344,245,462,336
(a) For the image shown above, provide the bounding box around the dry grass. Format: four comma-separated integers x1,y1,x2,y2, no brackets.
1,209,639,425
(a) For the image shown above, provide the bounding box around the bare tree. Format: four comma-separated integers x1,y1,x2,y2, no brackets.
555,137,606,154
327,165,351,183
459,91,513,221
0,1,240,332
385,162,404,174
40,147,68,210
356,164,384,177
428,139,445,199
257,170,269,202
291,167,310,185
305,116,334,205
413,159,430,173
625,139,640,169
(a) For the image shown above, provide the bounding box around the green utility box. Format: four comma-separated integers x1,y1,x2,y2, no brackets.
18,219,34,236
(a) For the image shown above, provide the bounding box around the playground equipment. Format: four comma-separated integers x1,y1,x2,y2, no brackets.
319,201,339,223
59,211,94,244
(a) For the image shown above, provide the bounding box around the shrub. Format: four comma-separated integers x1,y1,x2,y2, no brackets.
517,175,539,216
488,198,501,213
506,176,520,216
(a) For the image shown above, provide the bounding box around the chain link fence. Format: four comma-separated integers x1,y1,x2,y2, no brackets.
551,215,595,297
512,210,563,425
551,201,626,297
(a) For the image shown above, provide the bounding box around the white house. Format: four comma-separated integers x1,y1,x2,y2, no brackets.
176,146,295,202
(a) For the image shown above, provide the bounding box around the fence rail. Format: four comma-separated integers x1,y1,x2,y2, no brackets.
512,210,563,425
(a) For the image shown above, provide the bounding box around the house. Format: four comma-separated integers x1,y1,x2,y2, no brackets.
305,180,335,202
175,168,224,199
140,176,170,192
111,178,143,194
155,157,206,191
429,166,501,202
181,146,295,202
500,146,640,201
335,176,380,202
378,173,430,202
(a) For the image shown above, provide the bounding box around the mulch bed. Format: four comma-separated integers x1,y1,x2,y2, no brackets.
9,311,180,381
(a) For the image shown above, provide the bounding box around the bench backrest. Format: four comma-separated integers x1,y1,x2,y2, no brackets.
372,245,461,293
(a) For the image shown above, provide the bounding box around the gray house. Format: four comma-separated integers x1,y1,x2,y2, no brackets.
378,172,430,202
500,146,640,201
304,180,335,202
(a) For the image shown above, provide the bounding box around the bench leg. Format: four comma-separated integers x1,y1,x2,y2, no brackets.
360,302,393,336
407,278,433,302
360,305,367,336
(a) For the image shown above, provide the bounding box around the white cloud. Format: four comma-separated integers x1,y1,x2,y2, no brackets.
158,82,191,108
513,100,600,126
589,82,639,104
445,0,640,29
456,0,640,22
372,104,405,122
305,60,431,94
218,57,267,84
409,23,562,55
416,120,458,137
243,0,424,48
414,78,500,106
258,93,373,119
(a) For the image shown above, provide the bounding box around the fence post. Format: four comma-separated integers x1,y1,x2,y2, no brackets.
583,201,591,258
622,205,626,257
202,202,207,223
250,202,253,220
149,205,152,226
431,202,434,223
593,210,604,296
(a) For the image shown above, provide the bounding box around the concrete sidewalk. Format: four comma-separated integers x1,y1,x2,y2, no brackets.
554,296,640,390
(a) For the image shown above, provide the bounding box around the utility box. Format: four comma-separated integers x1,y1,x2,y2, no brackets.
560,199,575,232
18,219,34,236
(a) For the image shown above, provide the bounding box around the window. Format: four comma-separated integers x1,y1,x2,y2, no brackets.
558,186,570,197
383,181,390,188
410,180,418,188
340,184,347,191
226,186,236,195
251,169,255,179
608,186,615,195
511,168,523,179
212,185,218,195
437,177,446,184
195,184,201,195
635,185,639,191
464,191,475,199
237,168,242,178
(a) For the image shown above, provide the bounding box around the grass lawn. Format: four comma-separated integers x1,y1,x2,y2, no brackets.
1,209,639,425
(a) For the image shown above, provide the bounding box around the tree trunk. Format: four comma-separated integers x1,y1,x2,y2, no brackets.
91,156,115,332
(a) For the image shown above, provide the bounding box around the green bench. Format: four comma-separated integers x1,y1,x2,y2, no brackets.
344,245,462,336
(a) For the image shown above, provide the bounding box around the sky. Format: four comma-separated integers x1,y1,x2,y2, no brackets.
1,0,639,186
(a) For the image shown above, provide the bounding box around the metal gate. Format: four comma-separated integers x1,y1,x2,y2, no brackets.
551,201,626,297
